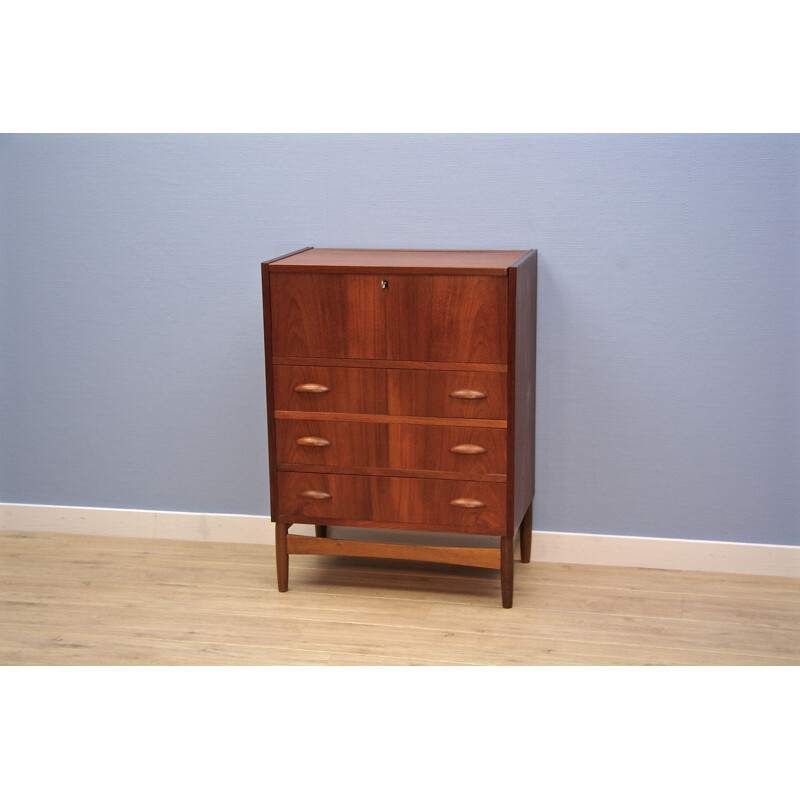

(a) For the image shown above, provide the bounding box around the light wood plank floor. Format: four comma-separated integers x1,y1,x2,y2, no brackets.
1,530,798,665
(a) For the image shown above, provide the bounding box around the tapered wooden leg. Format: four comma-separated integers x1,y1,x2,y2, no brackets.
314,525,328,538
520,501,533,563
501,537,514,608
275,522,289,592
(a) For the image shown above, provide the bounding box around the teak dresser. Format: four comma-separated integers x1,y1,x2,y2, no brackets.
261,247,537,607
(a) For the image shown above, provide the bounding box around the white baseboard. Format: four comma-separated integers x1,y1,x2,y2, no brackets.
2,502,798,578
532,530,799,578
0,502,280,545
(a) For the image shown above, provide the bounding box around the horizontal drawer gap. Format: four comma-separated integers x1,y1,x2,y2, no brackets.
272,356,508,373
285,533,502,569
277,463,507,482
274,411,507,428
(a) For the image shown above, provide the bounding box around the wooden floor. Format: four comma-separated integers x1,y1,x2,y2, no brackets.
1,530,798,666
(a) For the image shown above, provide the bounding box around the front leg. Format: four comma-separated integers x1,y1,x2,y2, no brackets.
520,501,533,563
275,522,289,591
501,537,514,608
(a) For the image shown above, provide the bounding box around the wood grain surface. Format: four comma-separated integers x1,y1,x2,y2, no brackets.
273,357,508,372
276,418,506,476
276,472,507,533
271,272,379,359
268,247,528,272
273,365,507,419
511,250,538,532
286,533,501,569
271,272,507,363
261,263,281,519
383,275,507,363
3,531,799,666
274,411,506,429
264,250,531,604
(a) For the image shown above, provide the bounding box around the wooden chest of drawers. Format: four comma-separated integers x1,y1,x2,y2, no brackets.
261,248,537,607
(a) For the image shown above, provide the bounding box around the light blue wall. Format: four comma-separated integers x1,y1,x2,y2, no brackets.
1,134,797,545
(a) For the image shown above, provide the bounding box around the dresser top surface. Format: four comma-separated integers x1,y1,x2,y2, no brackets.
266,248,532,272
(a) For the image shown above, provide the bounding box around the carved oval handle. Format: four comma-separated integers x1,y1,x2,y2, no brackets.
449,497,486,509
294,383,330,394
449,389,486,400
298,490,331,500
449,444,487,455
296,436,331,447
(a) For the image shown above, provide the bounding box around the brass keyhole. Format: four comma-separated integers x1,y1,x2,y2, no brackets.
380,280,388,289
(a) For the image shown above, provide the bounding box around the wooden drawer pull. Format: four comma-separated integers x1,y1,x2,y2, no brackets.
449,389,486,400
449,444,487,455
449,497,486,509
296,436,331,447
294,383,330,394
298,490,332,500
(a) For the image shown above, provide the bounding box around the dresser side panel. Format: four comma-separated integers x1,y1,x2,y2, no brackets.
512,251,537,531
262,263,280,519
506,268,517,534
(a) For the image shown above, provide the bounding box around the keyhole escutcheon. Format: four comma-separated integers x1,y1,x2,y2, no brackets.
381,280,389,289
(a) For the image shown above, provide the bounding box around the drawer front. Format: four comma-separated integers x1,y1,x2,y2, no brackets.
270,272,507,363
277,472,506,533
273,365,507,420
276,419,506,476
272,365,386,415
387,369,507,419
